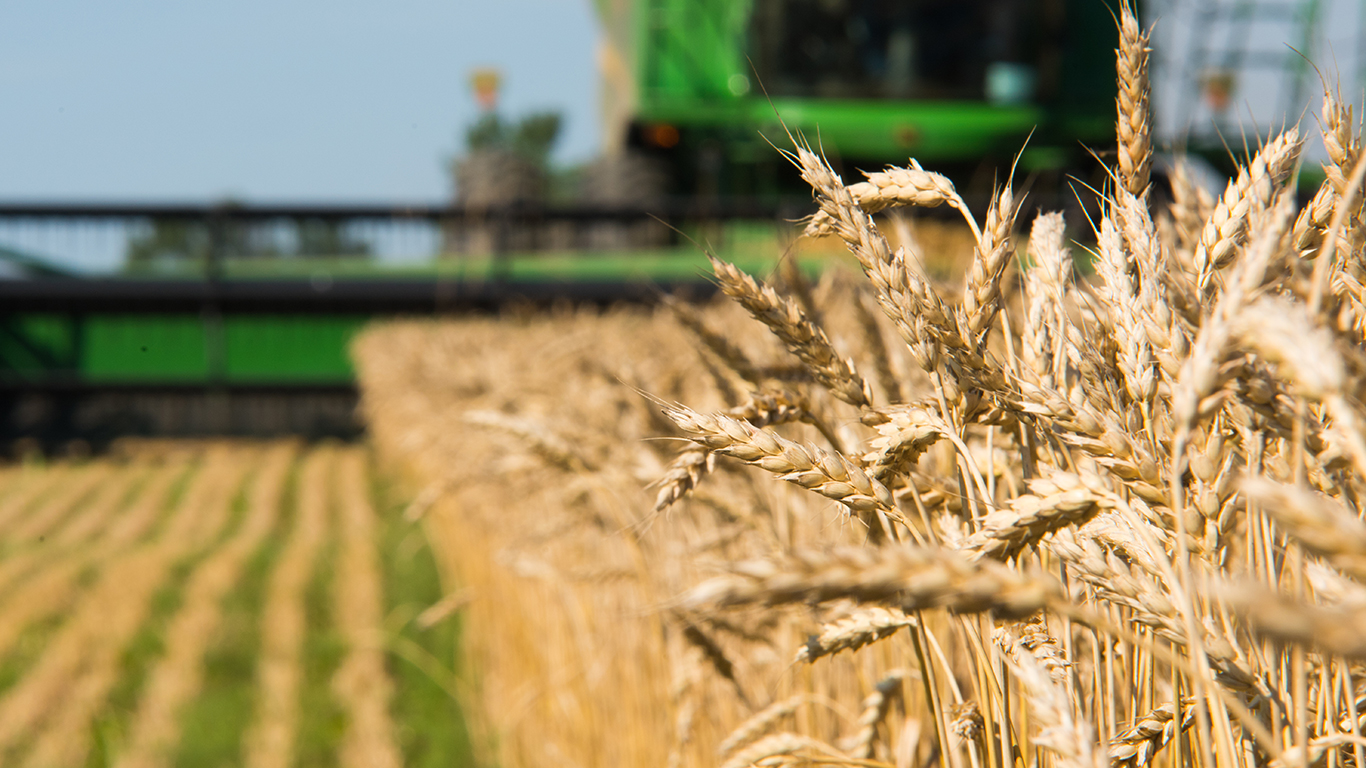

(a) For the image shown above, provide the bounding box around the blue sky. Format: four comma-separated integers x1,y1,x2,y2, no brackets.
0,1,601,201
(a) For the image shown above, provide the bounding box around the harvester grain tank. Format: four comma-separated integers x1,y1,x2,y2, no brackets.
593,0,1119,195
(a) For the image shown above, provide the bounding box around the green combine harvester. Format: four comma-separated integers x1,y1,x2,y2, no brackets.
0,1,1128,443
595,0,1120,195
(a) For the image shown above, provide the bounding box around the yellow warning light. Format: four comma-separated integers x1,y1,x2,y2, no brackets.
470,68,502,111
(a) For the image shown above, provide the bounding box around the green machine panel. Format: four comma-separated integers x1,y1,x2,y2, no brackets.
0,313,368,386
0,314,79,380
223,315,365,383
84,315,210,382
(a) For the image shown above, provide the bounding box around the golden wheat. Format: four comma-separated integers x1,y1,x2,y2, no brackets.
354,5,1366,767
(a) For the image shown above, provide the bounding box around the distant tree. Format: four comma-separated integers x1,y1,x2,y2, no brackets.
126,215,368,272
447,109,564,254
293,219,371,258
125,219,210,270
465,112,507,152
462,111,562,167
451,110,563,208
510,112,562,167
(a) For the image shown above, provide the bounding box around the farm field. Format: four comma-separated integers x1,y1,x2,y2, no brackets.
0,440,472,768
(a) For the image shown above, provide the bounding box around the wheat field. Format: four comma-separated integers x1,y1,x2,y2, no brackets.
0,440,471,768
354,4,1366,768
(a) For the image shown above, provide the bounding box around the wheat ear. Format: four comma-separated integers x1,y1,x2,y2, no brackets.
463,410,593,472
685,546,1061,619
1107,698,1198,768
1006,640,1103,768
1116,0,1151,198
792,146,973,371
655,391,813,513
1022,211,1072,388
1231,586,1366,659
662,403,895,515
1094,211,1156,404
663,295,761,384
1241,477,1366,582
718,733,843,768
717,696,806,756
847,671,906,760
710,254,872,408
1194,129,1302,288
1168,159,1214,253
962,185,1019,343
804,160,977,240
963,471,1114,562
794,606,915,663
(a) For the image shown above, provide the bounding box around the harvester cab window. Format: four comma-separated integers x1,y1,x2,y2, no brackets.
749,0,1045,103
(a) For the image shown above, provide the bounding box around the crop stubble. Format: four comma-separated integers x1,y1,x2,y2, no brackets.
330,446,403,768
243,445,332,768
0,441,432,767
112,443,293,768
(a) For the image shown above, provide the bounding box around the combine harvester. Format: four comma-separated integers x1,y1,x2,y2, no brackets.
0,0,1350,443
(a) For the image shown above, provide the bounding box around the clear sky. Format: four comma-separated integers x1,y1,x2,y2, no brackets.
0,0,601,202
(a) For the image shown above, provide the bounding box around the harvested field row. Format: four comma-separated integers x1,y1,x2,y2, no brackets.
0,441,473,767
243,447,332,768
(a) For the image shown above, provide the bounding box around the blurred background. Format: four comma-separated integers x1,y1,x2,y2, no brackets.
0,0,1360,443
